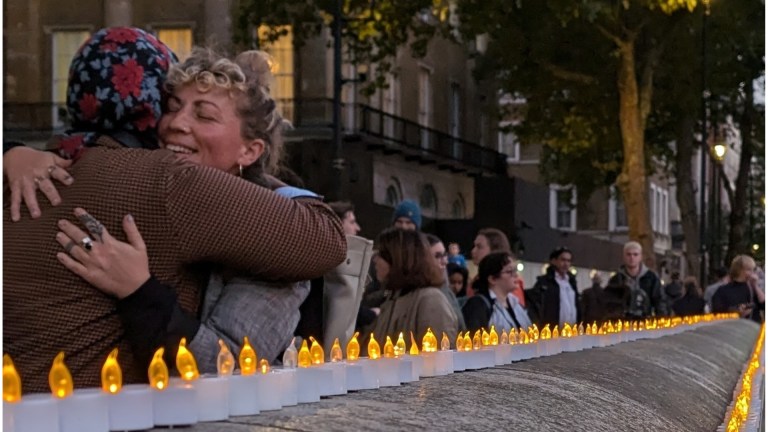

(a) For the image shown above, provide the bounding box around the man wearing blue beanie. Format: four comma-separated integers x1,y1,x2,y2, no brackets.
392,199,422,231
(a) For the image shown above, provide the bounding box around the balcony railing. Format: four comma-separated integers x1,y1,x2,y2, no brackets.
4,99,508,175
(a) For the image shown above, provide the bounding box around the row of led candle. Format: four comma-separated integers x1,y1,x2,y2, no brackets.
717,323,764,432
3,313,738,432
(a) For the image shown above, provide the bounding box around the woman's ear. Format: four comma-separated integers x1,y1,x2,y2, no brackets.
238,138,265,168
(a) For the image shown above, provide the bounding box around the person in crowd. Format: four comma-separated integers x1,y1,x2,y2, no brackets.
329,201,361,236
526,247,580,328
447,242,467,268
425,234,467,332
704,267,730,312
366,228,458,346
357,200,424,331
392,199,422,231
671,276,705,317
4,29,347,392
664,272,684,311
580,273,605,323
462,252,531,334
468,227,525,308
447,263,469,303
713,255,764,322
11,44,323,372
608,241,667,318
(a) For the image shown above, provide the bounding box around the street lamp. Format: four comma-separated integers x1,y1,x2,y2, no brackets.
712,142,726,161
710,138,726,272
698,0,711,285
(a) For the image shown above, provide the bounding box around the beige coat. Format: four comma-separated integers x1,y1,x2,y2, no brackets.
368,287,459,350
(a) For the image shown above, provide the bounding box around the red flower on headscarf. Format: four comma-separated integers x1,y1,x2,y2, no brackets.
104,28,139,44
132,103,158,131
112,58,144,99
78,93,100,121
57,135,86,161
99,42,119,53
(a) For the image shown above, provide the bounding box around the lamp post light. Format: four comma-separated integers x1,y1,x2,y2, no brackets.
710,139,726,272
698,0,711,286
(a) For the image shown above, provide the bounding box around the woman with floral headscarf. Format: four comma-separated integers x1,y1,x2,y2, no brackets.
3,27,346,392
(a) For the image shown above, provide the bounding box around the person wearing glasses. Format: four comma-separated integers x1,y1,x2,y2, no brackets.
527,247,581,328
426,233,467,332
462,252,531,333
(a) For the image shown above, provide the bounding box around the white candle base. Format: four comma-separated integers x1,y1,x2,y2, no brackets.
227,374,260,416
274,368,298,406
357,359,381,390
421,351,453,377
107,384,154,431
375,358,402,386
493,344,512,365
7,394,60,432
195,376,229,422
255,372,284,411
295,367,323,402
477,349,496,369
153,380,198,426
345,362,365,391
452,351,466,372
319,363,348,395
59,389,109,432
3,402,15,432
398,357,419,383
454,351,478,370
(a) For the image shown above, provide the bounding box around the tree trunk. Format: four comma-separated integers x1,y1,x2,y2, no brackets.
615,38,656,269
674,113,700,278
725,84,754,265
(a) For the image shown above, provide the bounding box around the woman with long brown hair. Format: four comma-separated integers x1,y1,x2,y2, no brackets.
367,228,459,346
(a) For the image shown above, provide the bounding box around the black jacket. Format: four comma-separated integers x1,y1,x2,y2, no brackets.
526,267,580,328
608,265,667,317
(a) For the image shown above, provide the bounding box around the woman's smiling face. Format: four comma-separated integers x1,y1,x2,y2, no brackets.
158,84,262,174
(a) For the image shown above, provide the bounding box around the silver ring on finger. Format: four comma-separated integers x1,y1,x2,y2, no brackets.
81,236,94,251
64,240,76,254
47,165,57,175
34,176,45,185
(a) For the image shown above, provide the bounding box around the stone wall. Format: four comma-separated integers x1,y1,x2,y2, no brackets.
151,320,760,431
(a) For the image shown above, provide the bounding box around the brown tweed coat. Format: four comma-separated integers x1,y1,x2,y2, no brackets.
3,136,346,393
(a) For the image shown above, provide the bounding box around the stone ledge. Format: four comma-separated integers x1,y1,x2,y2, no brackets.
151,320,760,432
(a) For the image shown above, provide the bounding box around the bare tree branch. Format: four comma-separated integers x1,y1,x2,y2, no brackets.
539,62,598,85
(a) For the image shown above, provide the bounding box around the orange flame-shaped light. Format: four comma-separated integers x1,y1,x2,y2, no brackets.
422,328,438,353
552,325,560,339
532,324,540,340
309,336,325,365
298,339,312,368
383,336,395,358
520,329,530,344
3,354,21,403
347,332,361,361
176,338,199,382
591,322,598,335
541,324,551,340
472,330,482,350
239,336,257,375
259,359,270,374
49,352,73,399
501,329,509,345
462,332,472,351
217,340,235,376
562,324,572,338
148,348,169,391
632,321,639,332
441,332,451,351
331,338,343,362
283,337,298,368
578,322,585,336
489,326,499,345
101,348,122,394
456,332,465,351
409,331,420,355
481,328,490,346
395,332,406,357
368,333,381,359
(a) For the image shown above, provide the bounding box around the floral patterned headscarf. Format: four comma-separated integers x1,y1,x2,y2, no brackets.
60,27,177,159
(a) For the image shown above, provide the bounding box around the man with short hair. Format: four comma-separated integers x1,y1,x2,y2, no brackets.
329,201,362,236
527,247,580,328
608,241,667,318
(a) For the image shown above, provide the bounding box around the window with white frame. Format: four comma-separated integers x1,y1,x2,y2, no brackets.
385,177,403,208
52,30,90,126
549,185,577,231
497,121,519,161
661,189,669,235
608,186,628,231
649,184,670,234
257,25,295,122
650,184,658,232
156,28,193,62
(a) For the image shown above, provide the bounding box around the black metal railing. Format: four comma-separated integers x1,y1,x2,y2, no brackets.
4,99,508,175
